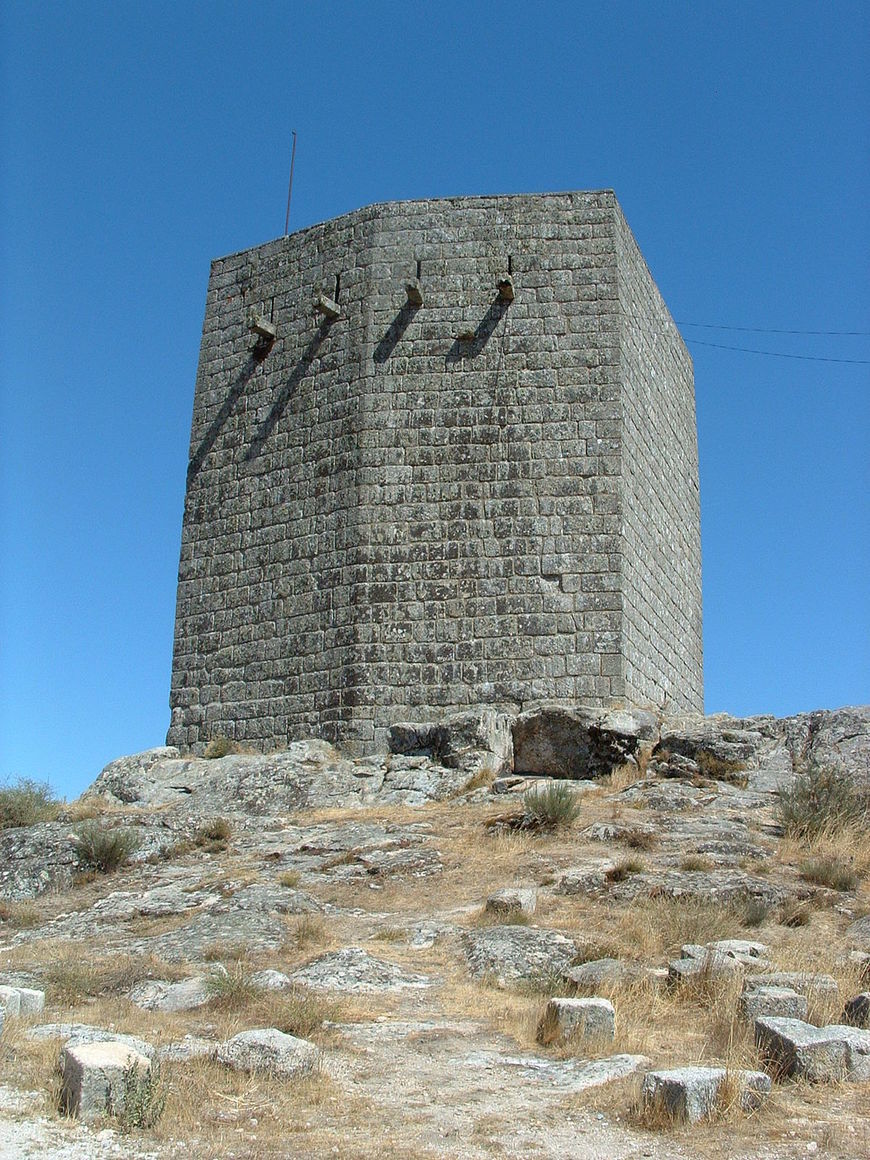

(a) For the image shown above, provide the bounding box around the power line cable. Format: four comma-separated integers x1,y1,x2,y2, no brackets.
678,321,870,337
684,339,870,364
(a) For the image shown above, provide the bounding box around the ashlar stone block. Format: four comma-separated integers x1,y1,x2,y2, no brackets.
59,1040,152,1120
537,996,615,1045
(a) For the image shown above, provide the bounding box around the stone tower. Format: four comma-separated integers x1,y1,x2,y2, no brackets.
167,192,702,754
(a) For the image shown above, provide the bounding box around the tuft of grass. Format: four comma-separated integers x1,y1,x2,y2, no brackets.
694,751,748,786
799,855,859,892
194,817,231,852
680,854,713,872
293,914,328,949
622,827,657,851
205,961,260,1009
605,858,645,883
522,782,582,830
776,762,870,839
203,735,238,759
0,899,41,928
779,900,812,928
741,898,770,928
278,870,301,888
0,777,61,828
72,821,140,873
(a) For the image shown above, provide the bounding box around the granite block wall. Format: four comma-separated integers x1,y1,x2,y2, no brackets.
167,192,702,753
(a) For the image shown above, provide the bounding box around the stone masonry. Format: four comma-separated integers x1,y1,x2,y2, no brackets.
167,192,702,754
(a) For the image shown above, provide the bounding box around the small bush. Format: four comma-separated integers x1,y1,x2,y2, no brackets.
278,870,301,888
73,822,140,873
776,762,870,839
116,1059,166,1131
799,855,859,892
204,735,238,759
522,782,582,829
0,777,61,828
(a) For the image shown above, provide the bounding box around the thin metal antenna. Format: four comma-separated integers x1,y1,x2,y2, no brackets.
284,131,297,236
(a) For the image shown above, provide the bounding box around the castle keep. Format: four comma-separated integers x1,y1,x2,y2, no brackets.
167,192,703,754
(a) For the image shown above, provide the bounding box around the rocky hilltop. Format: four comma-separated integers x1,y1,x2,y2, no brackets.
0,704,868,1159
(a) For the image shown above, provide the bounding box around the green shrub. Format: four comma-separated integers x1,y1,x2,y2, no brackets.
116,1059,166,1131
776,763,870,839
73,821,140,873
522,781,581,829
0,777,61,828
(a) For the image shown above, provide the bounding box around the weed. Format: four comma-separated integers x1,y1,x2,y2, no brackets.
799,855,859,892
776,762,870,839
0,777,61,828
203,735,238,759
117,1059,166,1131
455,762,500,796
522,782,581,829
72,821,140,873
278,870,301,888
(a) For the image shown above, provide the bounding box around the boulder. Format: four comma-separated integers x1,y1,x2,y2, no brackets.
289,948,431,993
562,958,646,992
0,985,45,1016
748,971,838,1000
641,1066,771,1123
388,709,513,777
512,704,655,779
251,969,293,992
215,1028,320,1078
128,977,209,1013
461,925,577,986
27,1023,156,1059
537,997,615,1045
739,986,808,1023
654,713,768,782
847,915,870,952
843,993,870,1029
59,1039,152,1120
754,1016,870,1082
484,886,537,917
84,747,182,805
668,953,744,985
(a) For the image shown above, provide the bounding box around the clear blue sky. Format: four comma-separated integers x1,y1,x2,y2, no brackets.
1,2,868,799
